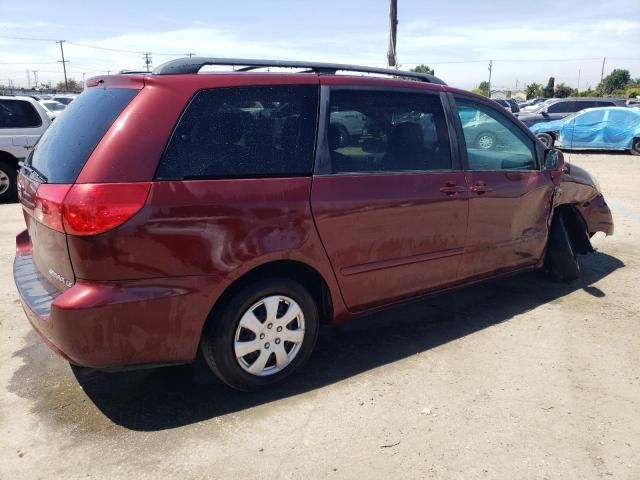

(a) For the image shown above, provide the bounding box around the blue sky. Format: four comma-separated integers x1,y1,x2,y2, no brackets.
1,0,639,90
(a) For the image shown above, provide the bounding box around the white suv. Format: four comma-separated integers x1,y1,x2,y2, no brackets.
0,96,51,202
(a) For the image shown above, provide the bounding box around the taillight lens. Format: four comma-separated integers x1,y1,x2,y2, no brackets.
63,183,151,236
31,183,151,236
33,184,72,232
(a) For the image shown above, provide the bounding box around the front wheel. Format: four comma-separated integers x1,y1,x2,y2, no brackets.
200,278,319,391
536,132,554,148
544,211,580,282
631,138,640,156
476,132,497,150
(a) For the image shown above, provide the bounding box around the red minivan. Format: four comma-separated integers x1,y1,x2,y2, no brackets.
13,58,614,391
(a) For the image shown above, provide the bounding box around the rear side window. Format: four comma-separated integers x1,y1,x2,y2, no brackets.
156,85,319,179
328,90,452,173
0,100,42,128
548,101,574,113
28,88,138,183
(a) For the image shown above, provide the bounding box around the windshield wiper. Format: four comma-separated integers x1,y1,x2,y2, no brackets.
21,163,48,184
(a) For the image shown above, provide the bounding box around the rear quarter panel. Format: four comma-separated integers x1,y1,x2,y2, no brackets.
67,177,348,319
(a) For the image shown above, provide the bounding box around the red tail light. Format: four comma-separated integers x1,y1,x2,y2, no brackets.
33,184,72,232
63,183,151,236
32,183,151,236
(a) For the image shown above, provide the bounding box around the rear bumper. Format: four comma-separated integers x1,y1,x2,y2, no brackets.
14,250,221,369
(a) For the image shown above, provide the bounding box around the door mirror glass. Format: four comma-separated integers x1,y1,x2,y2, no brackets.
544,148,565,172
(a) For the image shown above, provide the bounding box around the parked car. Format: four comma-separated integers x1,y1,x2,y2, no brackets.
519,97,549,111
39,100,67,120
492,99,512,111
0,96,52,202
492,98,520,113
52,95,76,105
530,107,640,154
506,98,520,113
13,58,613,391
516,97,626,127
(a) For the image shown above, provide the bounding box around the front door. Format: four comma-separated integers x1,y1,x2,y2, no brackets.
454,96,555,281
311,86,468,311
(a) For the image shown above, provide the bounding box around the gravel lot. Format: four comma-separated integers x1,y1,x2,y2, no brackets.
1,152,638,480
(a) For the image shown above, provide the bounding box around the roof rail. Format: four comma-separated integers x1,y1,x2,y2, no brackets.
152,57,446,85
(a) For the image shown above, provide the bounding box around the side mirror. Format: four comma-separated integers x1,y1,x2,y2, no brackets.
544,148,565,172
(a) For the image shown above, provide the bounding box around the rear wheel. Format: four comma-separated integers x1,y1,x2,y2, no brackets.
545,211,580,282
0,160,18,203
631,138,640,156
537,132,554,148
200,278,319,391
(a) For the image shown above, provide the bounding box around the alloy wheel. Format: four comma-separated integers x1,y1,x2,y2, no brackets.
0,168,10,195
477,134,495,150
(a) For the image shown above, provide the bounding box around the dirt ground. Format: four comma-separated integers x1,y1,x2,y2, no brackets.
0,152,638,480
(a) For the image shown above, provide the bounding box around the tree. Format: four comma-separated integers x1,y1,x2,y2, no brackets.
410,64,434,75
526,82,543,99
54,78,82,92
627,87,640,99
578,87,599,97
598,69,631,95
554,83,576,98
476,81,490,97
543,77,555,98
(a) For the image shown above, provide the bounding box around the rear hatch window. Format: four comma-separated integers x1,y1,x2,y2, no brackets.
26,87,138,183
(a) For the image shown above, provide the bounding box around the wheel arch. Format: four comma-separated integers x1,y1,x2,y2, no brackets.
203,259,334,335
553,204,593,255
0,150,20,168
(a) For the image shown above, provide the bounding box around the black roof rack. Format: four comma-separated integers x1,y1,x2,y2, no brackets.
152,57,446,85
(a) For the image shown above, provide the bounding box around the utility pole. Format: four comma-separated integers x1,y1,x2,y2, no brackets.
186,52,196,58
600,57,606,86
26,69,31,89
82,72,86,90
143,52,153,72
57,40,69,91
33,71,39,89
487,60,493,98
387,0,398,68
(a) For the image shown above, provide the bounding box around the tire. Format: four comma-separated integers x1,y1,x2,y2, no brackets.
537,132,554,148
200,278,319,391
544,211,580,282
0,160,18,203
475,132,497,150
631,138,640,156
